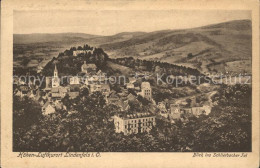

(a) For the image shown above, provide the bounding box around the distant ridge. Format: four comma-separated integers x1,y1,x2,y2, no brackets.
14,33,100,44
200,19,251,30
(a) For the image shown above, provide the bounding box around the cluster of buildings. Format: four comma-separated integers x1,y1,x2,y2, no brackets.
157,101,211,123
14,53,213,136
14,60,156,125
42,61,110,115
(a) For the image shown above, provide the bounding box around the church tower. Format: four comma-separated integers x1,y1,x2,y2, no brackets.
52,64,60,88
54,64,58,77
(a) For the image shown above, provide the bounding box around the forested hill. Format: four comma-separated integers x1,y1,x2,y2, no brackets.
41,44,204,78
42,45,108,77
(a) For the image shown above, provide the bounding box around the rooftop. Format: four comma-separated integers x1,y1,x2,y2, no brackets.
141,82,151,89
117,112,154,119
82,63,97,69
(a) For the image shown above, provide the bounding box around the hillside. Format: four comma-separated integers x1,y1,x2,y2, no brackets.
13,33,101,69
97,20,252,74
13,20,252,74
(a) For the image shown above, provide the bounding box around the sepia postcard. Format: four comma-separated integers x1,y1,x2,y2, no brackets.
1,0,259,167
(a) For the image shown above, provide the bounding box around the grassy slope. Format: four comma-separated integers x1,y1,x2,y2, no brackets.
98,20,252,74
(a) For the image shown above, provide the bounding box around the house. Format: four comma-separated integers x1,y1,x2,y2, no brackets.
96,70,107,82
20,90,29,97
81,61,88,73
69,76,80,85
128,77,137,84
89,84,102,94
88,75,101,84
169,104,182,119
86,64,97,73
34,89,41,101
139,82,152,101
101,84,111,97
81,61,97,74
126,83,135,89
202,105,211,115
69,84,81,91
27,90,36,99
42,101,55,115
134,86,140,91
20,85,29,92
37,66,43,73
19,85,30,97
13,76,19,85
38,97,45,106
107,92,120,104
127,93,137,102
157,102,167,113
89,84,110,96
41,91,48,100
45,76,52,89
181,105,211,117
53,99,65,109
68,91,79,99
15,90,22,97
118,89,129,98
117,100,130,111
51,87,68,99
160,111,168,118
114,112,156,135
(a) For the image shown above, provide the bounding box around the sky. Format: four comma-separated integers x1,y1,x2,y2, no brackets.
14,10,251,36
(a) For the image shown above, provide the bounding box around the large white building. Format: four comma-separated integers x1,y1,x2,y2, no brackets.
114,112,156,135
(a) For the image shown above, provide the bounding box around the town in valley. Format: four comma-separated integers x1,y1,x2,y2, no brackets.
13,19,252,152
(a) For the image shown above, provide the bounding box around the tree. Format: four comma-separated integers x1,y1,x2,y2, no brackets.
137,95,150,106
187,53,193,59
128,100,142,112
185,98,192,107
80,87,89,97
